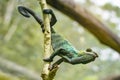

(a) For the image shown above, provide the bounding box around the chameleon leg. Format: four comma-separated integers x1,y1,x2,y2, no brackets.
61,56,87,65
66,54,96,65
61,56,86,65
53,58,64,65
44,49,72,62
61,56,72,63
49,58,63,70
43,49,63,62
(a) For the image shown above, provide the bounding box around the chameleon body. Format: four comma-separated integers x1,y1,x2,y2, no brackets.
18,6,98,65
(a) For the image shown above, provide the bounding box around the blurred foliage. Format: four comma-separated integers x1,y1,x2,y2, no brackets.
0,71,19,80
102,3,120,17
0,0,120,80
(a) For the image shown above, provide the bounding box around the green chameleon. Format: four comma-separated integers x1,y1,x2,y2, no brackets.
18,6,98,66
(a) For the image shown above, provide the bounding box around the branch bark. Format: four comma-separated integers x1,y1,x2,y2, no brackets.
46,0,120,53
38,0,58,80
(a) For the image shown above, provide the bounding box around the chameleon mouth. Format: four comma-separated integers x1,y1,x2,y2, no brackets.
93,52,98,58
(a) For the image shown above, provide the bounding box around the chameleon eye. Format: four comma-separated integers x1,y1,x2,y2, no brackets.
86,48,92,52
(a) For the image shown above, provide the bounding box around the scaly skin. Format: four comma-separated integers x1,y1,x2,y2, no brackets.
18,6,98,65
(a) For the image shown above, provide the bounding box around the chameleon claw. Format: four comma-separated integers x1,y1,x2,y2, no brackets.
93,52,98,57
49,64,59,71
43,9,53,14
43,58,53,62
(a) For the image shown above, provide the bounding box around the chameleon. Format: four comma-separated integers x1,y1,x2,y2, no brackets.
18,6,98,66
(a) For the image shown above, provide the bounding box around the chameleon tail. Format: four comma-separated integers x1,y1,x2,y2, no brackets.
18,6,57,33
42,9,57,33
18,6,45,32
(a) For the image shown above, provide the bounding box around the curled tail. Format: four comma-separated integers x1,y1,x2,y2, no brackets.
18,6,57,33
18,6,45,32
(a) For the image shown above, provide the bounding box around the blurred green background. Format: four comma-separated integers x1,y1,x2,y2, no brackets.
0,0,120,80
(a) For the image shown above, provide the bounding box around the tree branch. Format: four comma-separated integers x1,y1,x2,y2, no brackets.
46,0,120,53
38,0,58,80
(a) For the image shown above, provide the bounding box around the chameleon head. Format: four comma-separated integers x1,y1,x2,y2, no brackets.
85,48,98,58
79,48,98,58
77,48,98,64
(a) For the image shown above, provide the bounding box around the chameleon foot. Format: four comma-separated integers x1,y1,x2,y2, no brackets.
49,64,59,71
43,9,53,14
43,58,53,62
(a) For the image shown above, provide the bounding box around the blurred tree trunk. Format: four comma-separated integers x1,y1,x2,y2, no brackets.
3,0,15,27
0,57,41,80
104,75,120,80
46,0,120,53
